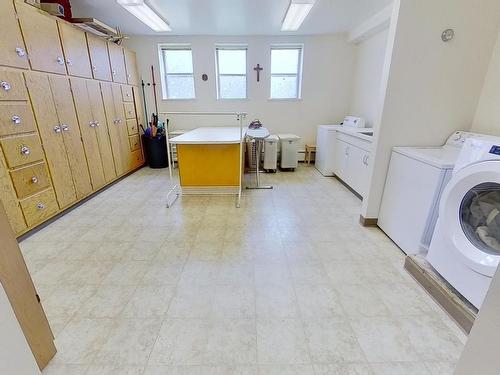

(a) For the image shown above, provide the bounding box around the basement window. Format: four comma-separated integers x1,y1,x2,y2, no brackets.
160,46,196,99
216,46,248,99
270,46,303,99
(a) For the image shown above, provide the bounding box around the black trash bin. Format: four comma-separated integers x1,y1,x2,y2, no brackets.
142,135,168,168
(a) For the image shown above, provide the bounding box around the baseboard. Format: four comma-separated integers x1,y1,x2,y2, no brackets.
404,255,477,334
359,215,378,227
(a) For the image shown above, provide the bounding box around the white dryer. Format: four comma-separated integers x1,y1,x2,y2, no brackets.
378,131,478,255
427,135,500,308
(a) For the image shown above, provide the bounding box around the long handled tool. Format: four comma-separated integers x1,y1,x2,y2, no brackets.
151,65,159,115
141,79,148,124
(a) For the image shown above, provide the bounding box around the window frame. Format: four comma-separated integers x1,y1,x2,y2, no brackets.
269,44,304,100
158,44,196,100
215,45,248,100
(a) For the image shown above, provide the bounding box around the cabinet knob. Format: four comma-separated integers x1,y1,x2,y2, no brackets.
15,47,26,57
53,125,61,133
127,74,131,78
126,93,130,97
11,115,21,125
89,121,96,128
66,58,73,66
36,202,45,210
112,70,116,75
56,56,65,65
61,124,69,132
20,145,30,155
95,121,100,127
31,176,39,184
92,65,97,71
1,81,11,91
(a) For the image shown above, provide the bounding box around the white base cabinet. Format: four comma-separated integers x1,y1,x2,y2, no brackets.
334,132,371,197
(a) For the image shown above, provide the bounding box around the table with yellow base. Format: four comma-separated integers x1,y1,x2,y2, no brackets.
170,127,245,195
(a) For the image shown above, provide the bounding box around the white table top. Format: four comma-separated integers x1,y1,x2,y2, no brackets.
169,127,245,145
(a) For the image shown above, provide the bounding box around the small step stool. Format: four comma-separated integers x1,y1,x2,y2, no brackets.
305,144,316,164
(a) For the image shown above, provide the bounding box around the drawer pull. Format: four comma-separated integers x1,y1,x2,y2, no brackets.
66,58,73,66
11,115,21,125
15,47,26,57
126,93,131,97
53,125,61,133
56,56,65,65
92,65,97,72
61,124,69,132
89,121,96,128
128,111,133,115
127,74,131,79
1,81,11,91
112,70,116,76
36,202,45,210
31,176,39,184
95,121,100,127
20,145,30,155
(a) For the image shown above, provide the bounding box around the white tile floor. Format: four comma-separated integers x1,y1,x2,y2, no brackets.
19,165,467,375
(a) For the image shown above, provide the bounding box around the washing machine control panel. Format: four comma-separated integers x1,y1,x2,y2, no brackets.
489,145,500,155
446,131,481,147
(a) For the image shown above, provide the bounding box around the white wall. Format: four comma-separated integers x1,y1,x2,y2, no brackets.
349,28,389,128
472,30,500,136
0,283,40,375
361,0,500,219
124,35,356,146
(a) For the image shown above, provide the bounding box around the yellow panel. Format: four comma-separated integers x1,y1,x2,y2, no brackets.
177,144,241,187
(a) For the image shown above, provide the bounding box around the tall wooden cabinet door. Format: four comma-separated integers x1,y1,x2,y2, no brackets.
101,83,125,175
0,151,26,234
48,76,92,199
124,49,139,86
0,1,29,69
0,203,56,370
108,43,127,84
58,22,92,78
87,81,116,182
70,79,105,190
24,73,76,208
133,86,146,128
111,83,131,172
87,34,112,81
16,3,66,75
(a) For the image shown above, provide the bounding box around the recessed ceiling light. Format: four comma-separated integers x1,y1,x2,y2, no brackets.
281,0,315,31
117,0,171,32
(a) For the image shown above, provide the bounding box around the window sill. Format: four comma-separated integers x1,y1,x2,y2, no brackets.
162,98,197,101
216,98,249,101
268,98,302,102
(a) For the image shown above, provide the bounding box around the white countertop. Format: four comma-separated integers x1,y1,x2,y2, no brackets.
169,127,245,144
336,127,374,142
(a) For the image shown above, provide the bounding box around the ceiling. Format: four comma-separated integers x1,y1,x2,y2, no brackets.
70,0,393,36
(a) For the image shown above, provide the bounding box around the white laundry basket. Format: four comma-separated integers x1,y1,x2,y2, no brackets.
263,135,279,172
278,134,301,170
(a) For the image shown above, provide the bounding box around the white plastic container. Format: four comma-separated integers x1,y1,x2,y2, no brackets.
263,135,278,171
278,134,301,169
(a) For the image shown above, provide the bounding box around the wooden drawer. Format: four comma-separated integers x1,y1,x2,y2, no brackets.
20,189,58,227
10,163,51,199
124,102,136,119
121,85,133,102
0,70,28,101
126,118,138,135
1,135,44,168
0,103,37,136
129,135,141,151
129,149,144,170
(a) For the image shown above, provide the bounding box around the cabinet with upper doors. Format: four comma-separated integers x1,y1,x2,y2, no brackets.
58,22,92,78
87,34,112,82
108,42,127,84
334,132,371,198
15,2,67,75
124,49,139,86
0,1,29,69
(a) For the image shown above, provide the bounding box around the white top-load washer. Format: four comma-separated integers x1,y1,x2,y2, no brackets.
427,135,500,308
315,116,369,176
378,131,479,255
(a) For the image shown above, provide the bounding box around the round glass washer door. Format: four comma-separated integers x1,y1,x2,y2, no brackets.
460,182,500,256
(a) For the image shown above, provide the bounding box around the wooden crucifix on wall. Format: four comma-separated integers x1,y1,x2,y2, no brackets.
253,64,263,82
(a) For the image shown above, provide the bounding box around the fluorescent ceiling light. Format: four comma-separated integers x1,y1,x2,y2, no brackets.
117,0,171,32
281,0,315,31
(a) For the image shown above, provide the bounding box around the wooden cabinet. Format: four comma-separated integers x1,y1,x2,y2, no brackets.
121,85,134,102
108,43,127,84
70,78,106,190
126,119,139,135
129,135,141,151
87,34,112,81
25,73,76,208
10,162,51,200
1,135,44,169
86,80,117,183
58,22,92,78
133,86,146,129
124,49,139,86
0,151,26,233
0,69,29,101
0,1,29,69
124,102,136,119
20,188,58,227
0,103,37,136
16,3,66,75
101,83,126,175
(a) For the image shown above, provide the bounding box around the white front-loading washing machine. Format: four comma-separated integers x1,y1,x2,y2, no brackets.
427,135,500,308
